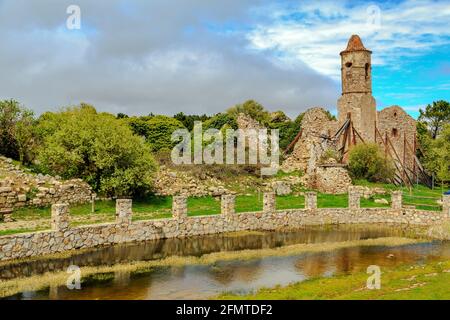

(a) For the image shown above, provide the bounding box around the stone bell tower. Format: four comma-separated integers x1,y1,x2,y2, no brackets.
337,35,377,142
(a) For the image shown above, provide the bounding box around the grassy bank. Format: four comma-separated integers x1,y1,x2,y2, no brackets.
219,259,450,300
0,237,420,298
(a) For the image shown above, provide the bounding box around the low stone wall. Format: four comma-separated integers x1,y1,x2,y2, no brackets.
0,192,448,262
0,157,93,217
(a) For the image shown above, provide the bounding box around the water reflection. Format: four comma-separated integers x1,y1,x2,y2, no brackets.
0,225,410,280
3,225,449,300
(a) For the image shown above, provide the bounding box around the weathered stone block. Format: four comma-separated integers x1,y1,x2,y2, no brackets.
51,204,70,231
443,195,450,217
172,195,187,219
305,192,317,210
0,187,12,193
348,186,361,209
263,192,276,213
221,194,235,216
116,199,132,225
391,191,402,210
273,181,291,196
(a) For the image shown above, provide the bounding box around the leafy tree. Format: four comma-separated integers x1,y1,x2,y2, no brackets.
36,105,157,197
419,100,450,139
270,121,301,151
128,115,185,152
422,124,450,184
348,143,395,182
203,113,238,131
0,100,36,163
173,112,210,131
227,100,271,126
117,113,129,119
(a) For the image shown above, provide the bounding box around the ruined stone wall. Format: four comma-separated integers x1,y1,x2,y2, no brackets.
282,108,339,173
307,164,352,194
0,157,93,215
377,106,417,171
236,113,264,130
0,191,447,262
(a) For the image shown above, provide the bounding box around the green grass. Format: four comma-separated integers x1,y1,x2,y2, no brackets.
361,194,391,208
236,195,263,213
276,195,305,210
317,193,348,208
0,228,40,236
354,180,445,211
188,196,221,216
218,259,450,300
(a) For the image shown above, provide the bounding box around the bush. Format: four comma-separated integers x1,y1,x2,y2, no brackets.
36,105,157,197
348,143,395,182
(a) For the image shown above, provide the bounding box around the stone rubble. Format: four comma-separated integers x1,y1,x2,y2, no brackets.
0,156,93,220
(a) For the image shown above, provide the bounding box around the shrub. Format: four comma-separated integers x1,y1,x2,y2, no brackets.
348,143,395,182
36,105,157,197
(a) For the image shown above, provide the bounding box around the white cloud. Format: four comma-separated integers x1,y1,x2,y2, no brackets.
248,0,450,78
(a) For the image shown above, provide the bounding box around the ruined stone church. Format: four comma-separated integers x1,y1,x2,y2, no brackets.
283,35,426,192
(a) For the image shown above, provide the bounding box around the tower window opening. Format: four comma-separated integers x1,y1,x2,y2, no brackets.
345,62,352,68
365,63,370,79
391,128,398,138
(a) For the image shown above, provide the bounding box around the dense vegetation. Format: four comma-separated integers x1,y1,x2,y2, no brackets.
36,105,157,197
417,100,450,186
348,143,395,182
0,98,448,197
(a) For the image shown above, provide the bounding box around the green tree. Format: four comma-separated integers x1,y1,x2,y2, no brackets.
173,112,210,131
37,105,157,197
227,100,271,126
419,100,450,139
423,124,450,184
203,113,238,131
128,115,185,152
348,143,395,182
0,100,36,163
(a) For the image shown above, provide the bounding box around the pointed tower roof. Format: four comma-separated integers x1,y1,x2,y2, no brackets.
340,35,372,55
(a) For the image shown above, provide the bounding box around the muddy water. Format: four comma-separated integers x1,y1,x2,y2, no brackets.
2,225,450,300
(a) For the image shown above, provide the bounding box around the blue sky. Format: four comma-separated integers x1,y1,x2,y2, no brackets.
0,0,449,118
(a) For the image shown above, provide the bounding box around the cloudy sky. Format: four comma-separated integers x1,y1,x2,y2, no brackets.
0,0,449,118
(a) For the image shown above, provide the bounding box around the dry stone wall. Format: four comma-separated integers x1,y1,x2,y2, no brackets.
306,163,352,194
0,157,93,219
0,191,448,262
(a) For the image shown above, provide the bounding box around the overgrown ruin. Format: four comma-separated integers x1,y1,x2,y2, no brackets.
283,35,429,192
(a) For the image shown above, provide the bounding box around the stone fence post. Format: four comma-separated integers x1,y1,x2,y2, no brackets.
348,186,361,210
263,192,276,213
116,199,132,225
51,203,70,231
391,191,403,210
172,195,188,219
305,192,317,210
443,195,450,217
221,194,235,216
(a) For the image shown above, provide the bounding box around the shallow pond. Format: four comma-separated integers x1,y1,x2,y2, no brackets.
2,225,449,300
